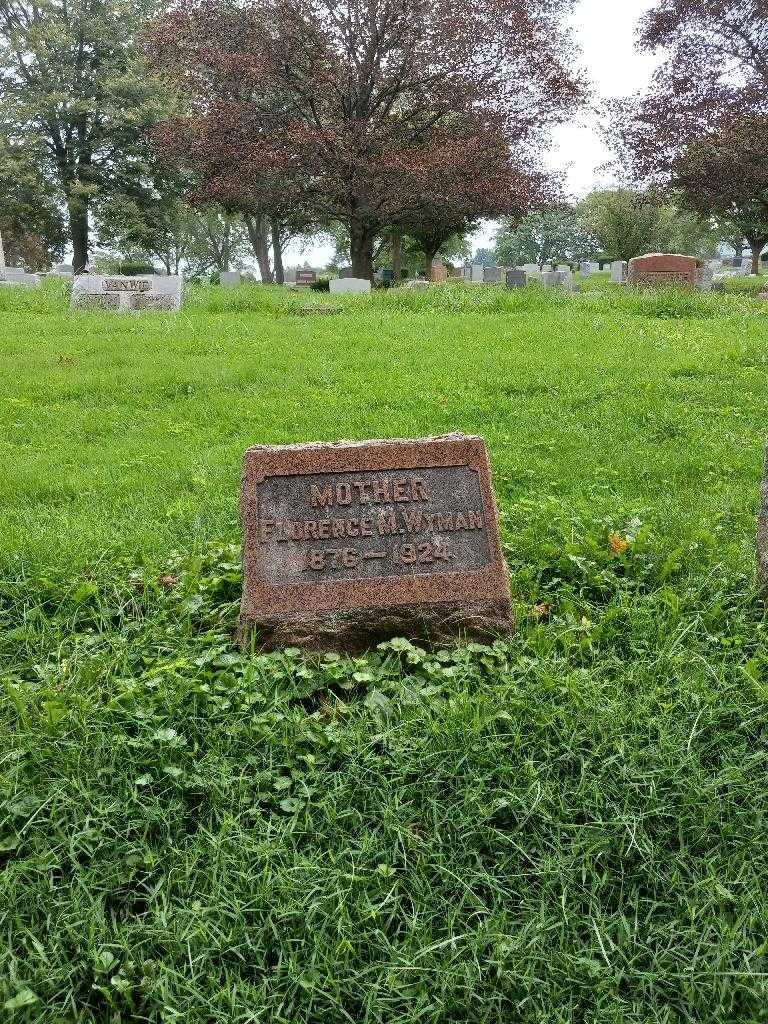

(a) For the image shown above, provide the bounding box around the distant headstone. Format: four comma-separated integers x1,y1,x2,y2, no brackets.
238,434,513,652
51,263,74,277
556,264,570,273
71,275,183,311
627,254,697,289
284,267,298,284
296,269,317,287
219,271,241,287
470,264,484,283
696,265,714,291
521,264,538,275
505,269,526,289
542,271,572,290
483,266,502,284
338,267,354,279
329,277,372,294
541,263,553,273
404,279,430,290
0,268,41,288
580,261,599,275
610,261,627,284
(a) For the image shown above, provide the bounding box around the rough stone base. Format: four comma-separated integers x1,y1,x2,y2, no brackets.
238,599,513,654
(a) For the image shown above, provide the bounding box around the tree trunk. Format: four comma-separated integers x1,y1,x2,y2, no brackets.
350,220,375,280
245,214,273,283
69,200,89,274
749,238,764,276
391,231,402,281
271,219,284,285
424,247,438,281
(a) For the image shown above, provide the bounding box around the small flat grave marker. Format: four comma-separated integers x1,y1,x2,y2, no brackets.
239,434,513,652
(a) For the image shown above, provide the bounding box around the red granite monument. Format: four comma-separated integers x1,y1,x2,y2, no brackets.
627,254,698,288
239,434,513,651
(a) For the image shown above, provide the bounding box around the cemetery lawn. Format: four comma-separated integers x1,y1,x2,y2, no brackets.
2,280,768,1022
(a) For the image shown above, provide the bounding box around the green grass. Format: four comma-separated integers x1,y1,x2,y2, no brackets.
2,281,768,1022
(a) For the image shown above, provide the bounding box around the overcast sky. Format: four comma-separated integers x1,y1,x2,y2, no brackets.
287,0,664,267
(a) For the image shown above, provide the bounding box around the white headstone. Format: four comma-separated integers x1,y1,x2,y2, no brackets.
610,261,627,284
470,264,484,283
219,271,241,287
329,277,372,294
71,274,183,311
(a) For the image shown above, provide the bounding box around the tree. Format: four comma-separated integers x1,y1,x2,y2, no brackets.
147,0,585,280
579,188,716,262
0,0,169,271
494,207,597,269
612,1,768,182
0,135,66,268
671,113,768,274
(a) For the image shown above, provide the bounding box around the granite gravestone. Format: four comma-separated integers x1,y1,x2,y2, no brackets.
610,261,627,284
483,266,502,284
296,269,317,287
239,434,512,652
627,254,697,289
696,265,714,291
329,277,371,294
505,269,526,289
71,274,182,311
470,264,484,283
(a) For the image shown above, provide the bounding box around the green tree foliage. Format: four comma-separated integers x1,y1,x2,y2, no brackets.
0,135,66,268
0,0,169,271
494,208,596,268
672,114,768,274
98,196,254,278
579,189,716,262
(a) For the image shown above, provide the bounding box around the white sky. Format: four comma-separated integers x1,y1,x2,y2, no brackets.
287,0,664,267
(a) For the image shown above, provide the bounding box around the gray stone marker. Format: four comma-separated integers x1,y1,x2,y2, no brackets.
542,271,573,291
610,261,627,284
470,263,484,283
483,265,502,284
505,269,526,289
580,261,600,275
696,265,714,291
220,271,241,287
71,274,183,311
0,268,41,288
329,277,372,294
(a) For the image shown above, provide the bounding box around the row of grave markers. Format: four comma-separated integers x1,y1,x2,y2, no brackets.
0,249,761,313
